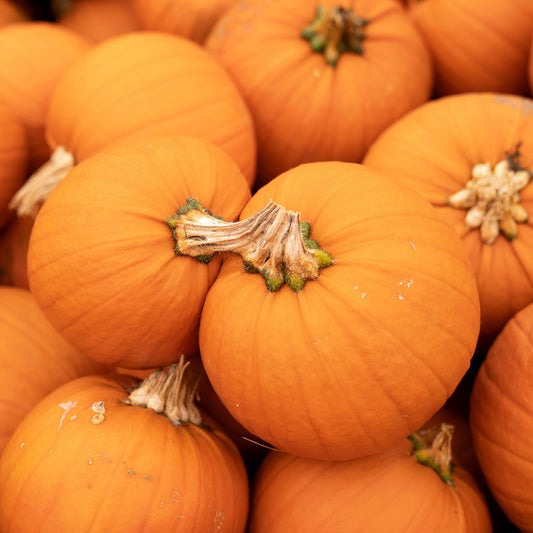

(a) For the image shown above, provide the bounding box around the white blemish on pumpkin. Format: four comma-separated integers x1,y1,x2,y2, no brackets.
172,490,181,504
20,442,24,448
408,240,416,251
86,457,93,465
354,284,359,289
398,294,404,300
91,401,106,424
70,414,77,421
235,403,240,407
360,292,367,298
214,510,225,530
58,402,77,431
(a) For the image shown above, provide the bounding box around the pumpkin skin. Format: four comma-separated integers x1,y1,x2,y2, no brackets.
0,287,107,453
133,0,239,43
205,0,433,187
405,0,533,97
0,97,28,230
0,0,27,26
0,22,90,171
58,0,140,44
363,92,533,346
44,31,256,187
0,372,250,532
248,438,492,532
27,136,251,369
199,161,480,461
470,302,533,532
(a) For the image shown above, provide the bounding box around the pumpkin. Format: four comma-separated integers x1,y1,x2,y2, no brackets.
0,22,90,172
405,0,533,97
248,424,492,532
0,286,107,453
27,135,251,369
469,302,533,532
164,160,481,460
0,358,250,532
0,214,32,288
57,0,141,44
133,0,238,43
10,30,256,217
0,0,27,26
205,0,433,187
0,96,28,230
363,92,533,346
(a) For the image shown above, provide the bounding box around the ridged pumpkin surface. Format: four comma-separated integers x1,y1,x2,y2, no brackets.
27,136,251,368
199,161,480,460
45,31,256,186
470,303,533,532
363,92,533,344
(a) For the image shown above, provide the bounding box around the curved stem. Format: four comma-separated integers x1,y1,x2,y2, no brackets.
408,423,455,486
167,199,333,292
124,356,202,427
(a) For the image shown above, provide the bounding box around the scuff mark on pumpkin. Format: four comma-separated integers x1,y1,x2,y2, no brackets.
408,240,416,251
48,401,77,453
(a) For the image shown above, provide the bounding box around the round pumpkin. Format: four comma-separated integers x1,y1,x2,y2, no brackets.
470,302,533,532
11,30,256,217
0,22,90,172
405,0,533,97
175,160,482,461
248,424,491,532
27,135,251,369
133,0,238,43
0,360,249,532
0,96,28,230
0,286,107,453
363,92,533,346
58,0,141,44
205,0,433,187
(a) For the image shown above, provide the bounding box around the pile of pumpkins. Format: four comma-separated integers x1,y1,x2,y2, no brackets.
0,0,533,531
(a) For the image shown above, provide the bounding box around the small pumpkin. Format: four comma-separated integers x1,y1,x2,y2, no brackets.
168,160,480,460
470,302,533,532
0,358,250,532
10,30,256,216
0,286,107,453
248,424,492,532
405,0,533,96
27,136,251,369
57,0,141,44
205,0,433,187
363,92,533,345
0,22,90,172
133,0,238,43
0,96,28,230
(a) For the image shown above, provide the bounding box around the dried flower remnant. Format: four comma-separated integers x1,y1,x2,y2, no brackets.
447,147,531,244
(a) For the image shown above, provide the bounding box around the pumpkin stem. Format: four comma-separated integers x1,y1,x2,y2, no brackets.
301,6,369,66
446,144,531,245
124,356,203,426
9,146,75,217
167,198,333,292
408,422,455,487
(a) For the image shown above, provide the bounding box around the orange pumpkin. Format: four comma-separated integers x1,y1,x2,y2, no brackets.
0,22,90,172
133,0,238,43
363,92,533,346
27,136,251,369
167,160,482,460
58,0,141,44
11,30,256,217
0,97,28,230
405,0,533,96
206,0,433,187
0,359,250,532
0,214,32,288
0,0,27,26
248,424,492,532
0,286,107,453
470,302,533,532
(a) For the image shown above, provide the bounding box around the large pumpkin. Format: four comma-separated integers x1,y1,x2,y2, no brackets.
470,302,533,532
363,92,533,345
0,286,107,453
205,0,433,187
0,360,250,532
27,136,251,369
248,424,492,532
165,160,482,460
0,22,90,171
405,0,533,96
